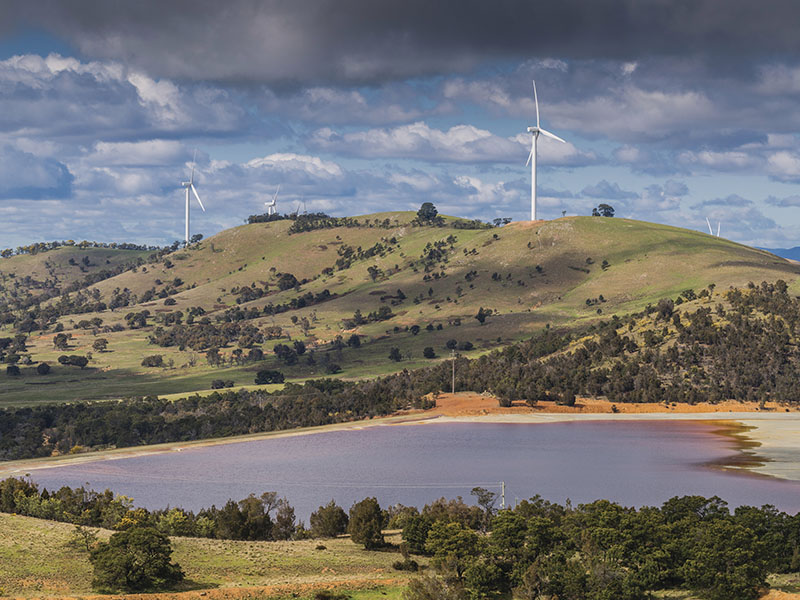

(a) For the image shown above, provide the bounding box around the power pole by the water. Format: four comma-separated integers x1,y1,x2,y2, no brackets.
501,481,505,509
451,349,456,395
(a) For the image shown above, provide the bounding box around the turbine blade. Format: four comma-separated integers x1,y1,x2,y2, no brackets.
190,148,197,184
717,222,721,237
706,217,713,235
525,148,533,166
539,128,567,144
191,184,205,212
533,80,540,129
273,184,281,201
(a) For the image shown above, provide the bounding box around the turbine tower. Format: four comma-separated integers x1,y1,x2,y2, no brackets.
526,80,567,221
265,185,280,215
181,150,205,244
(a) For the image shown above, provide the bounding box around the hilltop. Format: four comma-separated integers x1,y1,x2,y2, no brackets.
1,211,798,406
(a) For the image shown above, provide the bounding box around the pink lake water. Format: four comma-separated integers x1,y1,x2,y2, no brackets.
26,420,800,519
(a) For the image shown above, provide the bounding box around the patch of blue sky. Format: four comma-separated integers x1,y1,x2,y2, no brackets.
0,29,74,60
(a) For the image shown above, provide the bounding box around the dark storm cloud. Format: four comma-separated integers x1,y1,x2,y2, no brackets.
7,0,800,85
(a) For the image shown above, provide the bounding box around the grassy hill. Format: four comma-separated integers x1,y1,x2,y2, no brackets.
0,512,414,598
1,213,798,406
0,245,153,306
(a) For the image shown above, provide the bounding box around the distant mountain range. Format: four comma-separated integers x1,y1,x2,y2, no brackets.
760,247,800,261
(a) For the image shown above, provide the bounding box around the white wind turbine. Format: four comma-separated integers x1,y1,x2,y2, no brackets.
181,150,205,244
706,217,721,237
526,80,567,221
265,185,280,215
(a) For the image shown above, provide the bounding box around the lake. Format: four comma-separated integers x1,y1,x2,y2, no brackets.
25,420,800,520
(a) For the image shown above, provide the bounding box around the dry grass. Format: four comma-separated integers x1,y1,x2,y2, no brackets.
0,513,423,598
3,213,799,407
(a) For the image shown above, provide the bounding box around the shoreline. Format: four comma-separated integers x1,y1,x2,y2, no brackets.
5,395,800,483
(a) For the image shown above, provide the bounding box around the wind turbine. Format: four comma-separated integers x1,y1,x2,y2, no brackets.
526,80,567,221
181,150,205,244
705,217,722,237
265,185,280,215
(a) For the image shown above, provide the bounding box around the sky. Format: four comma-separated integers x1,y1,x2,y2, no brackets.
2,0,800,249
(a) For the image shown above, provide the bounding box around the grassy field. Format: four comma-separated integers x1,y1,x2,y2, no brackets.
0,513,422,598
2,213,798,407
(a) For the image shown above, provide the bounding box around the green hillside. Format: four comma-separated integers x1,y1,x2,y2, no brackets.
1,213,798,406
0,245,153,306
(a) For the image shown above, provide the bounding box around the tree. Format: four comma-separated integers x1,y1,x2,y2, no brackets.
89,526,183,592
425,520,483,580
93,338,108,352
36,362,50,375
679,520,768,600
349,497,384,549
272,499,296,540
6,364,20,376
53,333,70,350
597,203,615,217
423,347,436,359
389,347,403,362
346,334,361,348
141,355,164,368
277,272,299,290
475,307,491,325
470,487,498,532
310,500,349,538
417,202,439,223
255,369,284,384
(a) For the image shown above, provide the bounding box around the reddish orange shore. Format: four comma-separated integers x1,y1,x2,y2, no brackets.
420,392,795,418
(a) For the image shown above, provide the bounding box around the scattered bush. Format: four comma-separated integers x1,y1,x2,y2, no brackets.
393,558,420,571
310,500,349,538
141,355,164,368
255,370,285,385
348,497,384,549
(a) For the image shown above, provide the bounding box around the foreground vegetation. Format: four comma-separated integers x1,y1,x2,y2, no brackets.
0,511,413,597
2,476,799,600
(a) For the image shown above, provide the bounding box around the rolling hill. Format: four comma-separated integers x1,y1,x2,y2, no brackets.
1,212,798,406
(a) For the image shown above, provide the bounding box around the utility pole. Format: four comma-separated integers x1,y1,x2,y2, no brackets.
501,481,505,509
451,349,456,395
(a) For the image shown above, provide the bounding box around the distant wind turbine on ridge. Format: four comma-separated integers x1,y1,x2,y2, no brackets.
181,150,205,244
526,80,567,221
265,185,280,215
706,217,721,237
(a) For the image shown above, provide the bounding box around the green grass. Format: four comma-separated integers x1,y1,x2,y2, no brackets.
0,513,424,598
3,213,799,407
